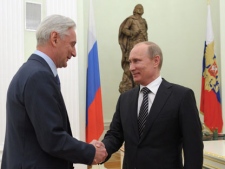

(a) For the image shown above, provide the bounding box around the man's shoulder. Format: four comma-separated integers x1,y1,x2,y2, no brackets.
162,78,191,92
120,86,139,97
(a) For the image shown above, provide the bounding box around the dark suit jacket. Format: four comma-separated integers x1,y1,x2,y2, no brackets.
1,54,95,169
102,79,203,169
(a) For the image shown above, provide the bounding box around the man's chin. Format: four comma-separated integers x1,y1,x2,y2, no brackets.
58,65,67,68
63,63,68,68
133,79,140,84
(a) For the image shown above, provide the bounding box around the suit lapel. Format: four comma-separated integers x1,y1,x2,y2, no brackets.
128,87,140,140
28,54,73,135
139,79,172,142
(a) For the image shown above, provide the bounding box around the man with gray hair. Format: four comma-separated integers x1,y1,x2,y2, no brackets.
1,14,107,169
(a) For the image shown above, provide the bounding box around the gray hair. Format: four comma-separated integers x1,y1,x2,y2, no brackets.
135,41,163,69
36,14,76,45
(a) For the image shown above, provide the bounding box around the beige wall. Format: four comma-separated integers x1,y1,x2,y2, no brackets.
220,0,225,132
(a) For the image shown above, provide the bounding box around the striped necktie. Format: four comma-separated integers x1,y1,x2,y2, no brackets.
138,87,150,137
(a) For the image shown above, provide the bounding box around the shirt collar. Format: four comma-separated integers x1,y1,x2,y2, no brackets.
33,50,57,76
140,76,162,94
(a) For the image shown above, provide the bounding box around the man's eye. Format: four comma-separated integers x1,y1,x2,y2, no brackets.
71,43,75,47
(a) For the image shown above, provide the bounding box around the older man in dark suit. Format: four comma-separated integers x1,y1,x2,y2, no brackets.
102,41,203,169
1,14,107,169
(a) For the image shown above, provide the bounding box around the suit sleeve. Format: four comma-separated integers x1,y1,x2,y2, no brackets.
24,71,95,165
102,95,124,162
179,89,203,169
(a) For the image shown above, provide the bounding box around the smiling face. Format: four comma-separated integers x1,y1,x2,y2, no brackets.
54,28,77,68
129,43,161,86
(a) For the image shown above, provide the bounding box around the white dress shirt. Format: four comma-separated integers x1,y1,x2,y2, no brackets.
137,76,162,116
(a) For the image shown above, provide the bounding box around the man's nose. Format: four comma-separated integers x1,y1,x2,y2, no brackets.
129,62,134,71
71,47,76,57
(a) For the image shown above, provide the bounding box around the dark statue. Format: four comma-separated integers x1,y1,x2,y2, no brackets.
118,4,148,93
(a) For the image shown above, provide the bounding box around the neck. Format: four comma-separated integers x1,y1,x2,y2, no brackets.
36,44,56,66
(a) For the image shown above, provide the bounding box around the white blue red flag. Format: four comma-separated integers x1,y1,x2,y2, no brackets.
86,0,104,143
200,4,223,132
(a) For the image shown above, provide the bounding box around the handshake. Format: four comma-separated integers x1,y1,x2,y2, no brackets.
90,140,108,165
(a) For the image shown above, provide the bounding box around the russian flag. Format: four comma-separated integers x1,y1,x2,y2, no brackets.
200,4,223,133
86,0,104,143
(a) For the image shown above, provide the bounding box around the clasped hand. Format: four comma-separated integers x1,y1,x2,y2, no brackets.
90,140,108,165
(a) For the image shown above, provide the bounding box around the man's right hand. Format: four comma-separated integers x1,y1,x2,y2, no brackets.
90,140,108,165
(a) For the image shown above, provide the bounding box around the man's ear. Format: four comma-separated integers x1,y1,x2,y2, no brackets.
50,31,58,46
153,55,160,68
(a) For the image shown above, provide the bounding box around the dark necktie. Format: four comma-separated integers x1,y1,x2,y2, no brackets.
138,87,150,137
55,74,61,90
